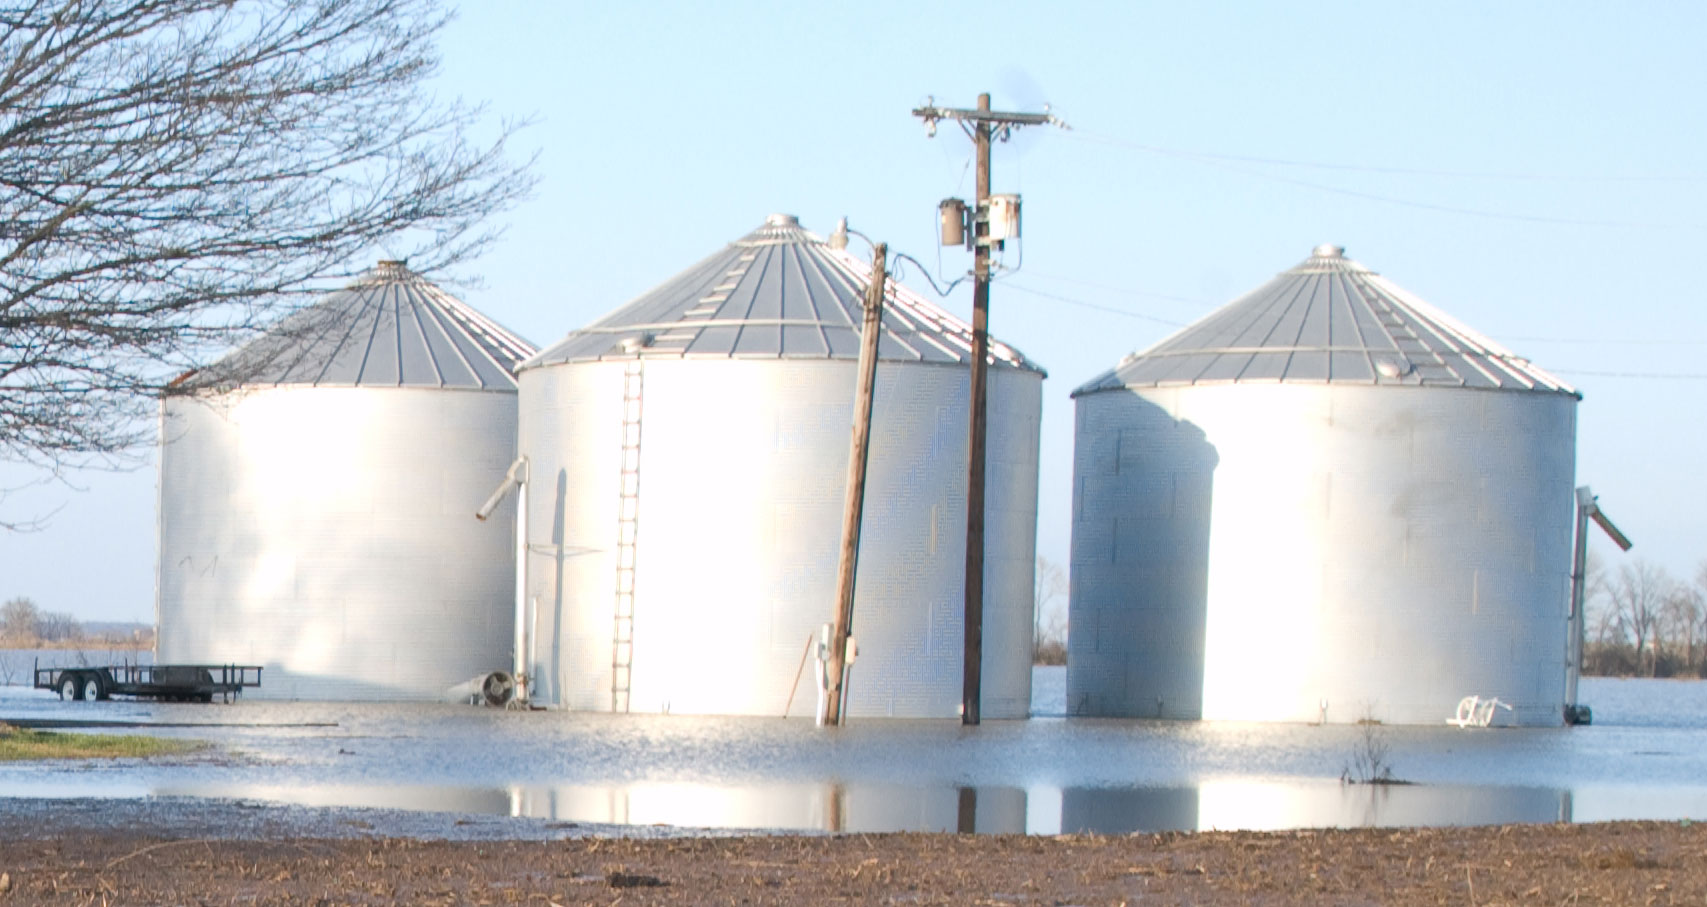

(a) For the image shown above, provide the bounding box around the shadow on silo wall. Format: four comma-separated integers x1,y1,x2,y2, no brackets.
1067,391,1217,718
546,468,568,706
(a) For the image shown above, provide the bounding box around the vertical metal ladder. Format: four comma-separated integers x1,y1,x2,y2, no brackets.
611,361,644,712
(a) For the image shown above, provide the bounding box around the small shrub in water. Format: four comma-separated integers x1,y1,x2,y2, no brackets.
1341,718,1407,785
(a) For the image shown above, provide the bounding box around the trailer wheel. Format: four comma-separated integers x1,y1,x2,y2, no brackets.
80,674,104,702
59,673,83,701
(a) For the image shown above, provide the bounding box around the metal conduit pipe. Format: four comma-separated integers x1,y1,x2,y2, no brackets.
477,456,530,705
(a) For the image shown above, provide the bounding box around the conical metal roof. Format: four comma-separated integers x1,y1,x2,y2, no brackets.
1074,244,1575,397
177,262,536,392
523,214,1043,373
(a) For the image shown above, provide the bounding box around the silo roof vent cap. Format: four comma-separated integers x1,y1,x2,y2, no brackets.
1312,244,1345,259
1374,357,1413,379
616,332,655,354
765,213,801,228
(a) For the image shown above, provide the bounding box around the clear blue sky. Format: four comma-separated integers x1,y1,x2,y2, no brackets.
3,1,1704,622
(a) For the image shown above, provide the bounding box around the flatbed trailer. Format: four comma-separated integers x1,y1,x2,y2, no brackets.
34,661,263,703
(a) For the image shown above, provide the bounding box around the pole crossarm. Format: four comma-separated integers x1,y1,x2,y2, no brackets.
911,102,1064,130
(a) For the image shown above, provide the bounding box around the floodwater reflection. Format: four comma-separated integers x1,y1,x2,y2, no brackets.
8,673,1707,835
149,779,1582,835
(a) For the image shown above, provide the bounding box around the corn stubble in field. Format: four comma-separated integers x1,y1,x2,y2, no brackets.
0,822,1704,905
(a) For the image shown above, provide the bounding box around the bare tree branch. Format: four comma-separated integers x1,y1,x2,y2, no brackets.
0,0,535,471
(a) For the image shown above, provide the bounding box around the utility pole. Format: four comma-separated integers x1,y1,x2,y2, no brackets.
913,94,1059,725
823,242,887,726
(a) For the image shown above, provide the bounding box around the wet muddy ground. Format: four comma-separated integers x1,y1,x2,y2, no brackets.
0,798,1703,906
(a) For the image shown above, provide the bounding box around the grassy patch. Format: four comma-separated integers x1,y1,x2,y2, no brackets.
0,723,200,761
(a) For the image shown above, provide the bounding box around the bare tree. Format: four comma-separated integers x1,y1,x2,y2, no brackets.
1689,561,1707,676
34,609,80,643
1661,581,1704,677
1607,559,1673,677
1585,550,1624,656
0,0,532,480
1033,555,1068,665
1698,562,1707,647
0,595,39,643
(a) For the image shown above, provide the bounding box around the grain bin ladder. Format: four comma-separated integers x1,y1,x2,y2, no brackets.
612,360,644,713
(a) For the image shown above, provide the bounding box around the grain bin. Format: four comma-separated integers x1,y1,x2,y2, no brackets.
1068,245,1578,726
156,262,535,700
517,214,1044,718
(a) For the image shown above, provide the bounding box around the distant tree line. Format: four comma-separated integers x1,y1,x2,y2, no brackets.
1584,557,1707,678
0,596,151,649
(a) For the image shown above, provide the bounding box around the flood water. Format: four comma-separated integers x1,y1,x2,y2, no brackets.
4,663,1707,835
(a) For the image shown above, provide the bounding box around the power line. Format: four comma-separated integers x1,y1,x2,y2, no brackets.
1014,272,1216,307
1499,335,1707,347
1067,131,1707,184
1553,369,1707,380
986,289,1707,376
890,250,968,297
1066,132,1707,232
1000,282,1186,326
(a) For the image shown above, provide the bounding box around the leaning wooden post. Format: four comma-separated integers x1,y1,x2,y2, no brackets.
823,242,887,726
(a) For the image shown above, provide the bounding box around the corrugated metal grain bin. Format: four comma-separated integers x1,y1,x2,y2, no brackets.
155,263,535,700
1067,245,1579,726
517,215,1045,718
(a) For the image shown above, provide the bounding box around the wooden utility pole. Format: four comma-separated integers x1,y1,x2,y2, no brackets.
912,94,1058,726
823,242,887,726
963,93,993,726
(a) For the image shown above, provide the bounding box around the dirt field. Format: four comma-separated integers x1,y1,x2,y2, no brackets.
1,819,1703,905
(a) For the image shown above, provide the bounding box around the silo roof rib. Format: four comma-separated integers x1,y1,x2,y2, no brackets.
1075,245,1576,398
414,290,483,388
172,263,536,392
304,290,368,386
521,214,1045,375
794,243,838,356
400,290,442,387
350,285,386,385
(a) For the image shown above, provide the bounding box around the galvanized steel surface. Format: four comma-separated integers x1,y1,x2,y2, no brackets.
1069,248,1581,727
1068,382,1578,727
523,215,1042,372
156,387,520,700
518,359,1042,719
1075,245,1575,395
178,262,534,391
